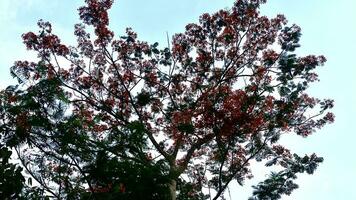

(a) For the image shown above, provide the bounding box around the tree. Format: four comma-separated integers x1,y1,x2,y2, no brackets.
0,0,334,199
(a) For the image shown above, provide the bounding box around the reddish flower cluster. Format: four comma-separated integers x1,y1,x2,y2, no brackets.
22,32,38,49
22,21,69,57
78,0,114,45
87,183,126,193
15,112,31,135
262,49,280,65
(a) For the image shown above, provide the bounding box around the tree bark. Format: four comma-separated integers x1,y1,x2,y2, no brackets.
169,179,177,200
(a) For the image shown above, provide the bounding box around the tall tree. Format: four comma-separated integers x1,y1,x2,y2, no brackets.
0,0,334,199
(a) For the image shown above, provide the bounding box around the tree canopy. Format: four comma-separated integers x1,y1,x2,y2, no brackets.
0,0,334,199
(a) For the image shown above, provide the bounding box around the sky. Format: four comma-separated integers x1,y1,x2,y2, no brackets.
0,0,355,199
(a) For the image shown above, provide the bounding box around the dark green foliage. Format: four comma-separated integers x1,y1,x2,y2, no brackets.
136,91,151,106
249,154,323,200
176,178,210,200
177,123,195,134
0,147,25,199
81,151,171,200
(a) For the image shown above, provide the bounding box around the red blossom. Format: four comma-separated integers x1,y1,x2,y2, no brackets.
22,32,38,49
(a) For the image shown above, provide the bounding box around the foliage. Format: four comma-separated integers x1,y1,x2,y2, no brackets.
0,147,25,199
0,0,334,199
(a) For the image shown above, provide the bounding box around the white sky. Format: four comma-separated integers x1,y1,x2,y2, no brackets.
0,0,355,199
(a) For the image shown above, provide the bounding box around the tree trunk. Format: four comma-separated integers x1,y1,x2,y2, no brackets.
169,179,177,200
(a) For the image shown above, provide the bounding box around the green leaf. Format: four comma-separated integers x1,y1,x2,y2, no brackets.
152,48,160,54
279,86,291,96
